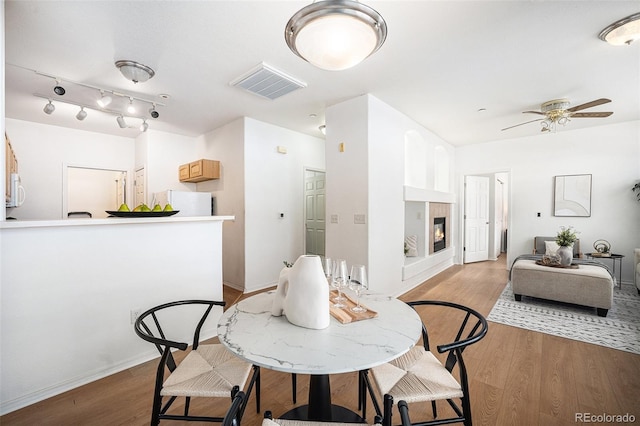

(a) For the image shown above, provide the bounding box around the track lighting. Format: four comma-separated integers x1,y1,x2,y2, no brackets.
140,119,148,132
53,79,66,96
117,116,127,128
97,91,112,108
43,100,55,114
319,124,326,135
149,104,159,118
127,98,136,114
76,107,87,121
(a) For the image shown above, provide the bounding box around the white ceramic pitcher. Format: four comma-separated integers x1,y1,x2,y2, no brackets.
271,255,330,329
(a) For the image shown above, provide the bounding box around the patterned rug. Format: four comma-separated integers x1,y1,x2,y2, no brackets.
488,282,640,355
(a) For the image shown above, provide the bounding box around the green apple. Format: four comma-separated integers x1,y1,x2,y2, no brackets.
117,203,130,212
152,204,162,212
163,204,173,212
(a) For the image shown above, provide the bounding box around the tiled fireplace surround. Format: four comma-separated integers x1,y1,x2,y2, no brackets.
428,202,451,255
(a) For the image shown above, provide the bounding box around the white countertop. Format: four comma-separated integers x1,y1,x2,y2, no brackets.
0,215,234,229
217,291,422,375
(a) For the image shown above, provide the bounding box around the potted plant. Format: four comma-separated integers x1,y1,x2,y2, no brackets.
556,226,578,266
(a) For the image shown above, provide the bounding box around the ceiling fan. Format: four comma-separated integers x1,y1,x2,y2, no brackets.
502,98,613,132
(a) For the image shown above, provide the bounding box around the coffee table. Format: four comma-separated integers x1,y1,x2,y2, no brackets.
217,291,422,422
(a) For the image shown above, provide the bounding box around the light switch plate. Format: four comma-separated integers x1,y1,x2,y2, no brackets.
330,214,339,224
354,214,366,224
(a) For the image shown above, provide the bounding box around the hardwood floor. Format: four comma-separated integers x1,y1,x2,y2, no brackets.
2,257,639,426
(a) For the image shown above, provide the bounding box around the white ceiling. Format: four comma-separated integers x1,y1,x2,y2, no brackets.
4,1,640,146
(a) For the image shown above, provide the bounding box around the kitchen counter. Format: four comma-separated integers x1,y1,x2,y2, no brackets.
0,215,234,229
0,214,234,414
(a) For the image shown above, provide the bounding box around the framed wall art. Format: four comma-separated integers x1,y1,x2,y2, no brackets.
554,174,592,217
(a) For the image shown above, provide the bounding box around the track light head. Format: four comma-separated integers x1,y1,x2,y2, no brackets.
117,115,127,128
53,85,66,96
127,98,136,114
140,119,148,132
43,100,55,114
76,107,87,121
149,104,159,118
97,91,112,108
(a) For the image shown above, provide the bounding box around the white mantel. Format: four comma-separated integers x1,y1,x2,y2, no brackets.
0,216,232,414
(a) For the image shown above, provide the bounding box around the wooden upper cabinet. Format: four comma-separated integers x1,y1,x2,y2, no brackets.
179,159,220,183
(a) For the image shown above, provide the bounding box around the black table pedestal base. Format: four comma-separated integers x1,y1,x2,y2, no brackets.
280,404,364,423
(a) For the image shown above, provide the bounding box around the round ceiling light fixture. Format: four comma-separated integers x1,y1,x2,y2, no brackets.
285,0,387,71
599,12,640,46
115,60,156,83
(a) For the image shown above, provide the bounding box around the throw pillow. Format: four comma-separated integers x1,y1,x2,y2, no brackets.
545,241,560,255
405,235,418,257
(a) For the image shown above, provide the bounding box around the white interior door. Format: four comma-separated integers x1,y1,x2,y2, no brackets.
464,175,489,263
304,170,326,256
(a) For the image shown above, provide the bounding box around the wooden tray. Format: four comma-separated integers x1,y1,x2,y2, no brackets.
535,260,579,269
329,290,378,324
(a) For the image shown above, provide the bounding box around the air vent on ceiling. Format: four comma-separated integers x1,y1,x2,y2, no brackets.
230,63,306,100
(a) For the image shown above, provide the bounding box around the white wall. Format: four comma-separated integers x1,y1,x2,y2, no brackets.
326,95,456,295
4,119,134,220
197,118,246,290
243,118,325,292
456,120,640,284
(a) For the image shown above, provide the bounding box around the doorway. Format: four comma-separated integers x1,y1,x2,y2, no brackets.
66,166,127,219
304,168,326,257
463,172,510,263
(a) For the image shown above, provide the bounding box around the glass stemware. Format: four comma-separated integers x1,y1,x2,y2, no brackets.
349,264,368,313
331,259,348,308
323,257,333,286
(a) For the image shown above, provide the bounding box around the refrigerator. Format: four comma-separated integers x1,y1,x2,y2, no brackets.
153,190,212,217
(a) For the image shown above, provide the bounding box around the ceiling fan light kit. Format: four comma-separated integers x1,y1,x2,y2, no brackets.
599,12,640,46
285,0,387,71
502,98,613,133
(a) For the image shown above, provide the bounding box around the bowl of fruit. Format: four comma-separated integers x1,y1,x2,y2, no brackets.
106,203,179,217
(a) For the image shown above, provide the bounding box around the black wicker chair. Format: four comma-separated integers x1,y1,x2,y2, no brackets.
360,300,488,426
134,300,260,425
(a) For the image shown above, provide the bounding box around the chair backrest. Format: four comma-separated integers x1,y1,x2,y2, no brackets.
223,390,246,426
134,300,225,370
534,236,580,258
408,300,488,373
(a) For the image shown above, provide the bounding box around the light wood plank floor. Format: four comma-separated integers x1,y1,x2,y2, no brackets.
2,256,639,426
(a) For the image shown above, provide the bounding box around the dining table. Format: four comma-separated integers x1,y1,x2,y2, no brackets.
217,290,422,422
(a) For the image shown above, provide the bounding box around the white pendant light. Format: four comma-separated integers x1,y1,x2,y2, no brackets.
115,60,155,83
599,13,640,46
285,0,387,71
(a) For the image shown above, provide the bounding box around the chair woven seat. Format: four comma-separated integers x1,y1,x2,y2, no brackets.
162,344,252,398
371,346,463,403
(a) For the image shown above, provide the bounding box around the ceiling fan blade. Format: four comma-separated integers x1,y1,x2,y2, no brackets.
522,110,546,115
501,118,543,131
567,98,611,112
571,111,613,118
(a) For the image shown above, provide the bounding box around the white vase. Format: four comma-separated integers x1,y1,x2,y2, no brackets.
271,255,330,329
557,245,573,266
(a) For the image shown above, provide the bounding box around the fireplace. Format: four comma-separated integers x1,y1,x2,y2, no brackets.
434,217,446,252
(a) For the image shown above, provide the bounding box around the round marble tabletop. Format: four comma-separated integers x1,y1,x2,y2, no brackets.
217,291,422,375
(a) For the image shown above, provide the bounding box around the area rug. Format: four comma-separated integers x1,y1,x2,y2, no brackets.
488,282,640,355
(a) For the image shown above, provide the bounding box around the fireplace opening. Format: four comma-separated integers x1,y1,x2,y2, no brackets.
434,217,446,252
